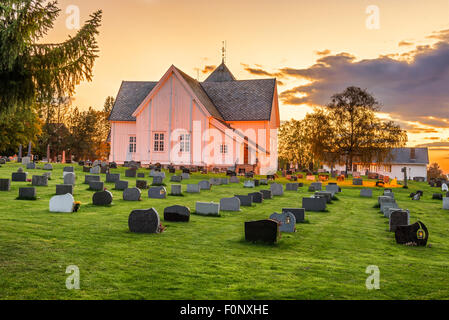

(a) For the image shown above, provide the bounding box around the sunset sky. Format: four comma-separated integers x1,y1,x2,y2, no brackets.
44,0,449,171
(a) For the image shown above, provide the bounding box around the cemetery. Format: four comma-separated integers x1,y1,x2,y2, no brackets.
0,161,448,300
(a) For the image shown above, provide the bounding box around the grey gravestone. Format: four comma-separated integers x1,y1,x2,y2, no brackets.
378,196,395,205
221,178,229,185
260,190,272,199
21,157,31,165
235,195,253,206
260,179,268,185
63,166,74,173
282,208,305,223
181,173,190,180
269,212,296,232
302,197,326,211
18,187,36,200
92,190,113,206
128,208,160,233
136,180,148,189
0,179,11,191
123,188,141,201
360,189,373,197
245,220,279,243
83,166,90,173
148,186,167,199
106,173,120,183
254,179,260,187
198,180,211,190
381,201,398,215
43,172,52,180
432,193,443,200
326,184,339,195
152,176,164,185
90,166,101,174
384,206,401,219
315,191,333,203
248,192,263,203
56,184,73,195
64,172,76,185
308,185,316,192
389,210,410,232
270,183,283,196
195,202,220,216
310,182,322,191
171,184,182,195
210,178,221,186
26,162,36,170
244,180,255,188
220,197,241,211
186,184,200,193
89,181,104,191
84,175,100,184
164,205,190,222
32,175,48,186
49,194,75,213
100,166,109,174
12,172,27,182
115,180,128,190
443,197,449,210
137,173,145,178
43,163,53,170
230,176,240,183
286,183,299,191
125,169,137,178
171,175,182,182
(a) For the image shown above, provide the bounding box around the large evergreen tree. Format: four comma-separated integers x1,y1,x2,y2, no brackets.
0,0,102,115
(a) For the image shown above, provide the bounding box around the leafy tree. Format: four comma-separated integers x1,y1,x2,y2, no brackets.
0,0,102,114
427,162,445,180
66,106,99,160
308,87,407,173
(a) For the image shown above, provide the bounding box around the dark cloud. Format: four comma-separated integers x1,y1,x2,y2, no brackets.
315,49,331,56
201,65,216,74
273,30,449,128
398,41,414,47
241,63,283,78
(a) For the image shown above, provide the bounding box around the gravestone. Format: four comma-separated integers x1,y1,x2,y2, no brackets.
248,192,263,203
245,220,279,243
32,175,48,186
171,175,182,182
235,195,253,206
49,194,75,213
123,188,141,201
128,208,161,233
89,181,104,191
315,191,333,203
381,201,399,216
12,172,27,182
378,195,395,206
413,177,426,182
360,189,373,197
443,183,449,192
302,197,326,212
92,190,113,206
260,190,272,199
170,184,182,196
164,205,190,222
326,184,339,195
83,166,90,173
21,157,31,165
136,180,149,189
243,180,255,188
209,178,221,186
0,179,11,191
90,166,101,174
181,173,190,180
195,202,220,216
137,173,145,178
109,162,117,169
389,210,410,232
230,176,240,183
412,193,421,201
384,205,400,219
395,221,429,246
84,175,100,184
310,182,322,191
198,180,211,190
254,179,260,187
115,180,128,191
260,179,268,185
186,184,200,193
443,197,449,210
432,193,443,200
352,178,363,186
269,212,296,232
220,197,241,211
282,208,305,223
100,166,109,174
43,163,53,170
270,183,283,196
152,176,164,185
64,172,76,185
286,183,299,191
148,186,167,199
125,169,137,178
308,185,316,192
221,178,229,185
56,184,73,195
18,187,36,200
63,166,74,173
106,173,120,183
26,162,36,170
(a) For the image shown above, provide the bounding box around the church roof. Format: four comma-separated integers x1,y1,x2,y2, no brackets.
109,64,276,122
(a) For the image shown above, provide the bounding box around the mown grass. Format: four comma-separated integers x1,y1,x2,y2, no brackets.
0,163,449,300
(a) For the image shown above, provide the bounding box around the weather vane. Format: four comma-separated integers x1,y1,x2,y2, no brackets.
222,40,227,64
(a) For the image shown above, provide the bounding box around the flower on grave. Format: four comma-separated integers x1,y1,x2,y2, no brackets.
27,179,31,182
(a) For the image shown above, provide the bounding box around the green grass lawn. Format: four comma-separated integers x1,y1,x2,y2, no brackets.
0,162,448,300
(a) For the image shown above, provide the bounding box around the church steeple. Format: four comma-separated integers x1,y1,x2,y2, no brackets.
204,62,236,82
